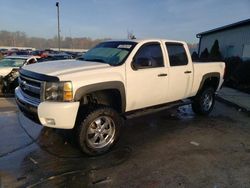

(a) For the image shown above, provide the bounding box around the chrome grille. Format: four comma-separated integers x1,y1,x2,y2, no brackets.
19,74,43,104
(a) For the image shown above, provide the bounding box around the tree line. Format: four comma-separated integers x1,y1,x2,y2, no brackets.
0,30,109,49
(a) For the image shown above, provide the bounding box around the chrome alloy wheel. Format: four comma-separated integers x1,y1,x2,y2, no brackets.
202,93,213,111
86,116,116,149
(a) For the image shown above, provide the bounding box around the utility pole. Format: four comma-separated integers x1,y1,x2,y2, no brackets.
56,2,61,51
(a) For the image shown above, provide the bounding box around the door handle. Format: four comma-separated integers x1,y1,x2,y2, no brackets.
184,71,192,74
158,73,168,77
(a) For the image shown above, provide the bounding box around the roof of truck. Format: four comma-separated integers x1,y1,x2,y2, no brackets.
106,38,186,44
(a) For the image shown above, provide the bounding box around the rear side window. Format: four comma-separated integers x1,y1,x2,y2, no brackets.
166,43,188,66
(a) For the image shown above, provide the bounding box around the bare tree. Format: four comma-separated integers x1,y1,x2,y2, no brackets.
0,30,109,49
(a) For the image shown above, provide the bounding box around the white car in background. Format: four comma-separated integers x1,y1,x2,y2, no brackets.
0,56,38,77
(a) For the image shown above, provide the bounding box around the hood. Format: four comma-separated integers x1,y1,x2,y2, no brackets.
0,67,14,77
22,59,110,77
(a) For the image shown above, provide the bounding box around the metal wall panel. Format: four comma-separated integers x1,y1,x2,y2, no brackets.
199,25,250,58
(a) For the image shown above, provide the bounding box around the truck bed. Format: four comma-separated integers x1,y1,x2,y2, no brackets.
190,62,225,96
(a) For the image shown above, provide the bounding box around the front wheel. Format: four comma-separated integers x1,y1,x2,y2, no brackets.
192,87,215,115
77,106,122,156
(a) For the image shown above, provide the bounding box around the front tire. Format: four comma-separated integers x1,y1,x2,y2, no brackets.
192,87,215,115
77,106,122,156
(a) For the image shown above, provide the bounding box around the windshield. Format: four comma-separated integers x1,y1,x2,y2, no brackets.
79,41,137,65
0,58,25,67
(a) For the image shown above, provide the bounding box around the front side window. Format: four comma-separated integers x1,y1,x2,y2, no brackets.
166,43,188,66
133,43,164,69
79,41,137,66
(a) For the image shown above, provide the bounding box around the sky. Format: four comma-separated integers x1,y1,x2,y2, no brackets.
0,0,249,43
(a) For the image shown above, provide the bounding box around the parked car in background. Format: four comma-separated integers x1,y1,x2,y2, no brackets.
0,56,38,76
0,52,4,60
0,49,8,56
6,50,30,56
0,56,39,94
64,51,85,59
38,53,73,62
31,50,48,58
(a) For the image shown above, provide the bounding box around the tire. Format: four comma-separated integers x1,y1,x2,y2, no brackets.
192,87,215,115
77,106,122,156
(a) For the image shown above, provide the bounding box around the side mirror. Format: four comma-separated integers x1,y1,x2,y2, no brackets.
133,57,152,69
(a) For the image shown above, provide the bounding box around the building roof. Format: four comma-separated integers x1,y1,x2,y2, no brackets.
196,18,250,38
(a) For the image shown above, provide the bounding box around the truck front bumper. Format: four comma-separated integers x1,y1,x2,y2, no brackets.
15,87,79,129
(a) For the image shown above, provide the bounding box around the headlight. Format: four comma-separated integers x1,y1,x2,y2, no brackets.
44,81,73,102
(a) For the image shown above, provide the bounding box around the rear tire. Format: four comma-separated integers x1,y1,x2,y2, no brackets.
192,87,215,115
77,106,122,156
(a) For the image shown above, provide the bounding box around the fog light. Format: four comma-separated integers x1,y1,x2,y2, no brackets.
45,118,55,125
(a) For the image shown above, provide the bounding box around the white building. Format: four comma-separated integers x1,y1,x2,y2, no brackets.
197,19,250,60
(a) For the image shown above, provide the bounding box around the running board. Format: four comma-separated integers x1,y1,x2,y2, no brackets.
124,99,192,119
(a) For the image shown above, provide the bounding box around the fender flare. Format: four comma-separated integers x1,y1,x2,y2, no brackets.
74,81,126,112
197,72,220,93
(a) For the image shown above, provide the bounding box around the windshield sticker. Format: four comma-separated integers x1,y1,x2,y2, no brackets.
117,44,132,49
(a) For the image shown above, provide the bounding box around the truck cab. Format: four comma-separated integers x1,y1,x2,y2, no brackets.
125,40,194,110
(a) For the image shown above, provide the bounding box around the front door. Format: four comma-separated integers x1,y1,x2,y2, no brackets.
126,42,169,111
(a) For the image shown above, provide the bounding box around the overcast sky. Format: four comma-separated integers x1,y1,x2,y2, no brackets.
0,0,249,43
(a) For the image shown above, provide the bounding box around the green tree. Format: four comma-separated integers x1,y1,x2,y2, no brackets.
200,48,210,61
191,51,199,61
210,39,222,61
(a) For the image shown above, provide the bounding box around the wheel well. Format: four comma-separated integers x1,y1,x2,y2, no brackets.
80,89,123,113
201,77,220,91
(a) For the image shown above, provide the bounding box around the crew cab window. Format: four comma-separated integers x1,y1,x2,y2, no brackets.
133,43,164,69
166,43,188,66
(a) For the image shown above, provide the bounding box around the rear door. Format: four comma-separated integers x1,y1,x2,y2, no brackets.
165,42,193,101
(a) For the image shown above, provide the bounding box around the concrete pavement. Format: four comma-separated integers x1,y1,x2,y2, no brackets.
1,100,250,187
0,90,250,186
217,87,250,114
0,97,17,112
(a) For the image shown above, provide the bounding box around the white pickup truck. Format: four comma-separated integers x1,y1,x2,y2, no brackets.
15,39,225,155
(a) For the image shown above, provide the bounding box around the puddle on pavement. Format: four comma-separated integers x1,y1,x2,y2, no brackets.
1,105,196,187
0,112,34,158
0,142,131,187
2,101,250,187
16,105,195,160
14,145,131,187
19,113,83,158
0,113,132,187
18,113,132,159
176,105,196,120
21,170,113,187
159,104,195,121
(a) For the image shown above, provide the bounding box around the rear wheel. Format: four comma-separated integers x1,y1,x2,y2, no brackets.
77,106,122,156
192,87,215,115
